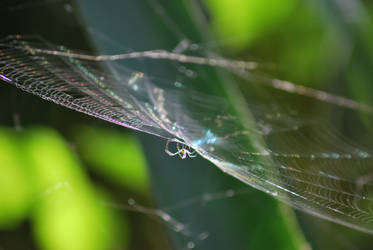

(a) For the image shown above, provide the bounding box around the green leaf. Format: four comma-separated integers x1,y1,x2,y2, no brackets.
0,129,31,228
22,127,127,250
206,0,298,50
74,126,150,195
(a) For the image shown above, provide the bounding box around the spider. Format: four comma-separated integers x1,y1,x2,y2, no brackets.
165,140,197,159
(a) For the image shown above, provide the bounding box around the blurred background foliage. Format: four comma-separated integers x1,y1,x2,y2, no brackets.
1,0,373,250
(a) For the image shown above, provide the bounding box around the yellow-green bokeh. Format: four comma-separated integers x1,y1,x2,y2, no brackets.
0,127,129,250
205,0,298,50
0,129,31,228
74,126,150,195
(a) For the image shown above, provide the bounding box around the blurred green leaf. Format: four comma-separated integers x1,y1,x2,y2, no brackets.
0,129,31,228
206,0,298,50
246,201,308,250
21,127,127,250
74,126,150,195
347,64,373,129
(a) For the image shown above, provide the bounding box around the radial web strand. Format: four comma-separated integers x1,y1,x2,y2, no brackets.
2,35,373,235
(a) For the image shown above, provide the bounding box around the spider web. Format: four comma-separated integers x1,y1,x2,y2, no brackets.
2,0,373,240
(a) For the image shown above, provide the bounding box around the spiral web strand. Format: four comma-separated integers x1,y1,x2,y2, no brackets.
2,29,373,237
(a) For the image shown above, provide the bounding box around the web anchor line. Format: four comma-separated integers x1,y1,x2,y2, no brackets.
19,44,258,70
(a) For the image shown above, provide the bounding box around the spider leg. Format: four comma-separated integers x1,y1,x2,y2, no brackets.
188,146,196,154
177,142,188,159
177,142,184,152
165,140,182,156
188,150,198,158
